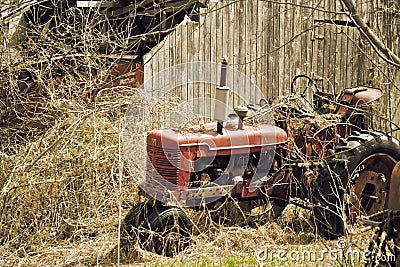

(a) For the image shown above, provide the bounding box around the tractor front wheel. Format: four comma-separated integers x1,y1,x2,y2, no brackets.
143,206,193,257
124,202,154,239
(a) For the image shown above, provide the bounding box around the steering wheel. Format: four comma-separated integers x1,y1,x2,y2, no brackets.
290,74,318,95
290,74,321,110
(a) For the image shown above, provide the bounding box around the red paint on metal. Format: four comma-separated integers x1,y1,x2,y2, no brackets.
336,86,383,116
146,121,287,186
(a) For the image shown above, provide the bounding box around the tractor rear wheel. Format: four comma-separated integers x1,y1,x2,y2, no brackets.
311,131,400,239
143,206,193,257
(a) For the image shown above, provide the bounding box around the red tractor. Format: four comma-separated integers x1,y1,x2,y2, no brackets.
123,60,400,256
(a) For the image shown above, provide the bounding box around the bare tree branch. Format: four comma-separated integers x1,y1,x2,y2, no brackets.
340,0,400,68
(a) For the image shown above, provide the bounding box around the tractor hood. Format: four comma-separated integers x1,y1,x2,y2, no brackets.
147,121,287,157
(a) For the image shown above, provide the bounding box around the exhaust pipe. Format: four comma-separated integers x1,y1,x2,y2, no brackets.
215,58,230,135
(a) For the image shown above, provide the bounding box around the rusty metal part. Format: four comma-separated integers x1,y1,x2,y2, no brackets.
346,86,383,105
311,123,360,157
234,105,249,130
215,58,229,134
349,171,386,219
336,86,383,117
265,170,292,207
348,153,397,220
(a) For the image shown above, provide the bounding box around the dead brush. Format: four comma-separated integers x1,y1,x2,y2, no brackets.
0,84,140,264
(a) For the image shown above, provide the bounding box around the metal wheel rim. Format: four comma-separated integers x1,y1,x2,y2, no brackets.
347,153,397,219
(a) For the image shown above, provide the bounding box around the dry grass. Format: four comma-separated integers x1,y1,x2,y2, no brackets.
0,84,138,265
0,200,372,266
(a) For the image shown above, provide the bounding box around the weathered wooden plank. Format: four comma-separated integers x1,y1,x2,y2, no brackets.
270,2,278,98
249,0,256,103
290,0,300,91
257,0,264,102
236,0,246,106
264,1,272,100
230,1,240,106
226,2,235,110
204,4,212,119
298,0,311,85
283,2,292,95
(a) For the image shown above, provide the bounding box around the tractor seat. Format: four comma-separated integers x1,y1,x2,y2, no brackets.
335,86,383,117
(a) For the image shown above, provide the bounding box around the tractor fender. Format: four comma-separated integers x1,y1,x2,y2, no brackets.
388,161,400,210
336,86,382,116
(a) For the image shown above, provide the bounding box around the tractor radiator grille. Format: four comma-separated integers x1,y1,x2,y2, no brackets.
147,144,180,185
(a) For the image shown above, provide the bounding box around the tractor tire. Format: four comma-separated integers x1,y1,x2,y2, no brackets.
123,202,154,240
311,131,400,239
143,206,193,257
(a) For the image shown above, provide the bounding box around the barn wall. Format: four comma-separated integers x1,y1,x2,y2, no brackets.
143,0,400,133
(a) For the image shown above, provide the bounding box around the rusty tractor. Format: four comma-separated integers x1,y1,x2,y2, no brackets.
124,60,400,256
